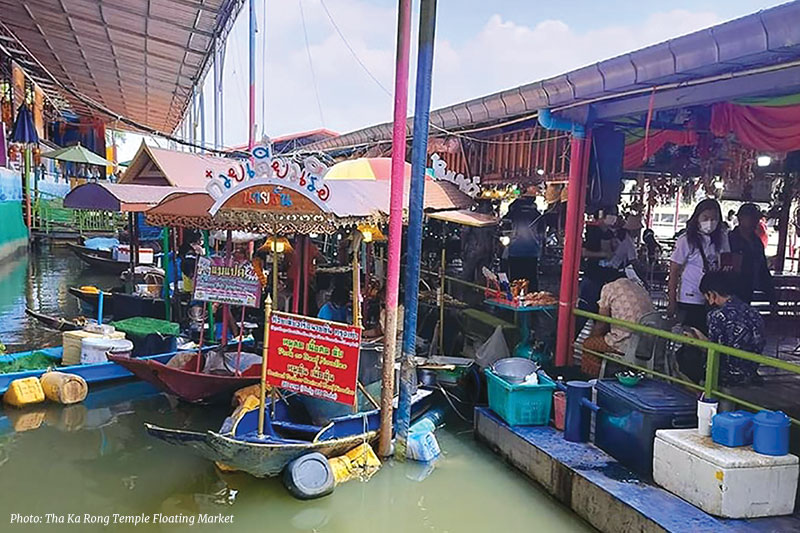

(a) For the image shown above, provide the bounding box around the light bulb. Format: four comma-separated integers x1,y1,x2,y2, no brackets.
361,230,373,243
757,155,772,168
499,235,511,246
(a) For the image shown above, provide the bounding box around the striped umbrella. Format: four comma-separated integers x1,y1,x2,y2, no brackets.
10,104,38,145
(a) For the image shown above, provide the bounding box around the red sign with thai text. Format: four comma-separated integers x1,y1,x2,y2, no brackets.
266,312,361,406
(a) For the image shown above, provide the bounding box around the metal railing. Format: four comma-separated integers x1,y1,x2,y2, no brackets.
30,191,124,235
574,308,800,426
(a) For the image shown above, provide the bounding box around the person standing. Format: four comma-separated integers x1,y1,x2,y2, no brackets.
728,203,776,306
667,198,729,332
505,189,543,290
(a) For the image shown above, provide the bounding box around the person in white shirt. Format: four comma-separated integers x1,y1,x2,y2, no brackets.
609,216,642,270
667,198,729,333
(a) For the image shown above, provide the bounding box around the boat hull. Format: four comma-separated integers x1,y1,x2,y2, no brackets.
108,355,261,403
0,348,174,394
25,308,82,332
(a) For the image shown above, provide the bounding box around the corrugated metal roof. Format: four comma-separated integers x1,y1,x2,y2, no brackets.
304,2,800,153
0,0,243,133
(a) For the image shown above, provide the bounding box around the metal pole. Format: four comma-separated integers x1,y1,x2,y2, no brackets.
352,235,361,327
202,230,214,342
162,227,171,320
258,295,273,437
439,246,445,353
200,88,206,151
378,0,412,458
673,183,681,236
398,0,437,460
303,236,311,315
214,38,224,150
127,213,135,293
248,0,256,150
272,238,279,308
221,229,233,345
554,133,591,367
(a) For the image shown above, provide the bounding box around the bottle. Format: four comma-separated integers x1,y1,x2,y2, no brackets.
409,408,445,435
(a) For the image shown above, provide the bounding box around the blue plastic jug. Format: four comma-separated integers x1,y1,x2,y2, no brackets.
752,410,790,456
711,411,753,447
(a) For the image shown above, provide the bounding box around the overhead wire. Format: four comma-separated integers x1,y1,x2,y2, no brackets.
298,0,326,127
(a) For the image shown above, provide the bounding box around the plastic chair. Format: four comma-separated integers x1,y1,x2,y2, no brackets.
625,311,675,374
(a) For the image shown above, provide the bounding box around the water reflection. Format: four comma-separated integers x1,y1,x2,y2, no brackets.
0,246,590,532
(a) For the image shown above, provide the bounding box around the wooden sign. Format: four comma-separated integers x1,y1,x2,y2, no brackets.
193,256,262,308
267,312,361,406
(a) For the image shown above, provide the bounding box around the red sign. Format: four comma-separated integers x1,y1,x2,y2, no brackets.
266,312,361,406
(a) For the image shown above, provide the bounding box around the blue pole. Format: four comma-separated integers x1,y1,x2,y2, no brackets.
397,0,437,460
97,291,104,326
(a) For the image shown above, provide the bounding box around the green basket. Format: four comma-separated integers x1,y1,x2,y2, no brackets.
485,368,555,426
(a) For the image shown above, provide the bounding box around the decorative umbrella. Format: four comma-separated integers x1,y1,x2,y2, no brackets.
323,157,433,181
10,104,38,145
41,143,113,166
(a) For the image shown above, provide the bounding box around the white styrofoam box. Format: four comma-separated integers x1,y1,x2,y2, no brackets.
114,245,154,265
653,428,798,518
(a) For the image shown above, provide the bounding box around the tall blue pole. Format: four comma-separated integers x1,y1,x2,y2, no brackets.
397,0,437,459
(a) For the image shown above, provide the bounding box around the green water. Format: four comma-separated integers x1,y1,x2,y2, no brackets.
0,246,592,532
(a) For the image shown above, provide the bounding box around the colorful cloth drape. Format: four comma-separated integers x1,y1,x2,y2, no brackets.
623,130,698,170
711,101,800,152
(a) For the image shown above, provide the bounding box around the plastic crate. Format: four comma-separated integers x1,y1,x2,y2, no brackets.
485,368,555,426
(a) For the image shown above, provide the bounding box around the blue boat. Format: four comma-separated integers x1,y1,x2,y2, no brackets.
145,389,433,478
0,347,177,394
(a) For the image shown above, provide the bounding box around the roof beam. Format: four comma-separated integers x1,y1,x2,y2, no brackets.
592,64,800,120
99,3,214,38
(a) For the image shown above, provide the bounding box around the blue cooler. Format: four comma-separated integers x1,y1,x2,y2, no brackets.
595,378,697,477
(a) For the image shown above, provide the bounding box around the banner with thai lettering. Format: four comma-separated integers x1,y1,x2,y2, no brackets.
193,256,262,308
267,312,361,406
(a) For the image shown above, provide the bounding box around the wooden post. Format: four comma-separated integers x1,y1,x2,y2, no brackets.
352,235,361,327
203,230,215,342
127,213,136,293
272,237,279,309
258,295,273,438
775,174,795,274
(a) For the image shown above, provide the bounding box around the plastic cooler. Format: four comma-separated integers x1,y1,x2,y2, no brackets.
111,317,179,356
485,369,555,426
595,378,697,477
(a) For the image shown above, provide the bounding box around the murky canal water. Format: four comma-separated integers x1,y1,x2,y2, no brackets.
0,245,591,532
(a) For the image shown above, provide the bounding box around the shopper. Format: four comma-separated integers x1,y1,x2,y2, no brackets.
667,198,729,333
505,189,543,290
317,284,349,324
728,203,775,306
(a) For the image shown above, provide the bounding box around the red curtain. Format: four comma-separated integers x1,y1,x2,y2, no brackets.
623,130,698,170
711,102,800,152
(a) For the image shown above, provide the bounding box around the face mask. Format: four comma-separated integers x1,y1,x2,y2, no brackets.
699,220,718,234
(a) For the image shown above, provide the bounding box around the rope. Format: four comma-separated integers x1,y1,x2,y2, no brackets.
298,0,326,127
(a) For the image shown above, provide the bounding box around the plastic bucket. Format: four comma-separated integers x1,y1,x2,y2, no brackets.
697,398,718,437
753,410,790,456
81,338,133,364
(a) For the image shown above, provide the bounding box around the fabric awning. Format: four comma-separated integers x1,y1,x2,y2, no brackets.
64,183,201,213
427,209,499,227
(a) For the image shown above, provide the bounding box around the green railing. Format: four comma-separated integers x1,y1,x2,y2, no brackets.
574,308,800,426
31,191,124,235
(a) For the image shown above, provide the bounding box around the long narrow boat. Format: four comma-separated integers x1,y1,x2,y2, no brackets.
0,347,179,394
72,250,130,275
24,308,83,332
68,286,114,313
108,352,261,403
67,242,114,260
145,389,432,478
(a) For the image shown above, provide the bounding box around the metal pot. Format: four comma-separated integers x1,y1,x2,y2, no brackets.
491,357,538,384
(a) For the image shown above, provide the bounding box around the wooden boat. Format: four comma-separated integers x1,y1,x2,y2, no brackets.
67,242,114,260
108,351,261,403
72,248,130,275
68,286,114,312
0,347,177,394
25,308,84,332
145,389,432,478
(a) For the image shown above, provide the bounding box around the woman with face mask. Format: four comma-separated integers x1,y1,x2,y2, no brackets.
667,198,730,332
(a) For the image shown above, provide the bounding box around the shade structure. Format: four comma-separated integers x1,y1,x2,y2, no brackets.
11,104,38,144
64,183,201,213
427,209,499,227
41,143,113,166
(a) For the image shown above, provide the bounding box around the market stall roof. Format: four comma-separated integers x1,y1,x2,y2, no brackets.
120,142,236,188
427,210,499,228
0,0,243,133
64,182,200,213
303,2,800,153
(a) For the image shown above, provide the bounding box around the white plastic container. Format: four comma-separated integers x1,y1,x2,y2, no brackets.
81,338,133,365
697,398,718,436
654,428,798,518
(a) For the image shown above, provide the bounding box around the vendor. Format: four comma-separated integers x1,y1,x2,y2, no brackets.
728,203,775,306
504,187,544,290
317,284,349,324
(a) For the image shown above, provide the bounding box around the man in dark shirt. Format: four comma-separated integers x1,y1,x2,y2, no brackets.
728,203,775,306
695,272,764,385
505,191,543,290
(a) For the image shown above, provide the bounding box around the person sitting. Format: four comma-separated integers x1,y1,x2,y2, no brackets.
581,271,654,377
317,284,349,324
689,271,764,386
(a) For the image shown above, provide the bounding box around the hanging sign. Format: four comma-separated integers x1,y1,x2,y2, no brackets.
193,256,262,307
266,312,361,406
430,153,481,197
204,138,330,209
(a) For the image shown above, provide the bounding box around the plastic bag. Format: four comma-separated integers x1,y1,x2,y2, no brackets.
475,325,510,369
